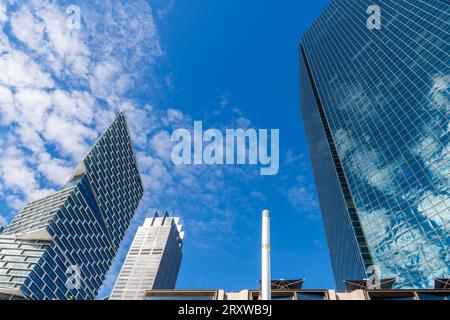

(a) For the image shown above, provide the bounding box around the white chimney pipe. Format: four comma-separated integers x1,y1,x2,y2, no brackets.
261,209,271,300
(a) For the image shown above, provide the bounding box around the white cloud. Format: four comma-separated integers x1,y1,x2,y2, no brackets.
0,27,11,52
14,88,52,127
0,1,8,23
150,131,172,160
250,191,266,202
0,84,14,123
4,195,25,212
0,146,55,201
285,149,297,165
36,2,90,76
51,90,95,124
10,5,45,51
44,113,96,160
0,50,54,89
37,152,72,185
287,186,319,219
15,124,45,153
0,146,38,195
88,59,121,99
167,108,184,124
0,214,6,227
219,93,231,109
10,1,90,78
235,116,251,129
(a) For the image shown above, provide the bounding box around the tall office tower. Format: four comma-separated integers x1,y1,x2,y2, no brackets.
0,111,144,300
110,212,184,300
300,0,449,289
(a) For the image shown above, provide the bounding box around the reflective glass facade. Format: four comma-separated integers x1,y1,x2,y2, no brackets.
0,111,144,299
301,0,449,289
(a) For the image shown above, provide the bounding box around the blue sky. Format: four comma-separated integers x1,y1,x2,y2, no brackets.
0,0,334,297
158,0,333,291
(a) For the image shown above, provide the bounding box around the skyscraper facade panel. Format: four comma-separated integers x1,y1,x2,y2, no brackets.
82,114,144,250
0,111,144,299
110,213,184,300
301,0,449,289
4,189,73,235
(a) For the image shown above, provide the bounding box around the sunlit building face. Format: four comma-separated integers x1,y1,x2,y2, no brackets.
300,0,449,289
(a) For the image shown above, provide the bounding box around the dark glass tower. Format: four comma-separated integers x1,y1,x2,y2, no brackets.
0,111,144,299
300,0,449,289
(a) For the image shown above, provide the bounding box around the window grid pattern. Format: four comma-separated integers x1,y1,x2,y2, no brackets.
0,236,48,289
83,112,144,251
0,111,143,299
302,0,449,288
301,48,370,287
110,216,183,300
4,189,73,235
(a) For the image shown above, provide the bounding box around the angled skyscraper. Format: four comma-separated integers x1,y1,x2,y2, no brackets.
0,111,144,300
300,0,449,289
110,212,184,300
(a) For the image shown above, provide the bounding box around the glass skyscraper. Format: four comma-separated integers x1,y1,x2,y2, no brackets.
110,213,184,300
300,0,449,289
0,111,144,299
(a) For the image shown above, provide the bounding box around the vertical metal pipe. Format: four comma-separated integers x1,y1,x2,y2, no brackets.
261,209,271,300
